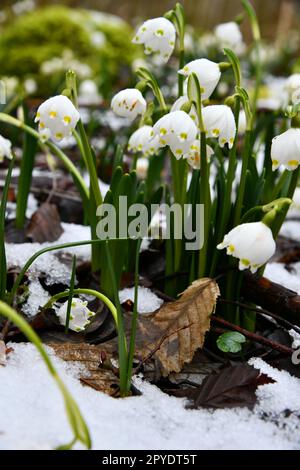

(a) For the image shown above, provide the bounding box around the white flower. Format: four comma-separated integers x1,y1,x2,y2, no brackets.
184,141,214,170
0,135,13,162
57,298,95,332
171,96,198,124
238,110,247,135
271,128,300,171
285,73,300,104
217,222,276,273
78,80,102,106
214,22,245,54
132,17,176,63
202,105,236,148
111,89,146,121
152,110,198,159
128,125,160,157
178,59,221,100
35,95,80,142
136,157,149,180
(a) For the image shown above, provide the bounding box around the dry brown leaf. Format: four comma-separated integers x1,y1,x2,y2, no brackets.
49,342,120,396
26,202,63,243
134,278,220,376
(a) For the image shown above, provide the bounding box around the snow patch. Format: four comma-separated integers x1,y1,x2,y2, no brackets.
119,287,164,313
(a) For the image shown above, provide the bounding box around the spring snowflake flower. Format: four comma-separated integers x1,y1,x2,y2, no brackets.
217,221,276,273
152,110,198,159
128,125,160,157
57,298,96,332
171,96,198,124
132,17,176,63
271,128,300,171
35,95,80,142
184,141,214,170
214,22,245,54
202,105,236,148
0,135,13,162
238,110,247,135
111,89,147,121
178,59,221,100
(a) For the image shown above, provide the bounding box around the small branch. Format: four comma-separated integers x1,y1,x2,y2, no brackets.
212,316,294,355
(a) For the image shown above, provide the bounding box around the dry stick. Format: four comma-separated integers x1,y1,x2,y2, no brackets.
212,317,294,355
219,298,300,335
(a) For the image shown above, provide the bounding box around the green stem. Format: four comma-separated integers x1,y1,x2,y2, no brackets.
233,130,252,225
0,300,91,449
104,241,128,396
8,238,126,306
198,131,210,278
126,238,142,393
77,120,102,208
44,288,118,328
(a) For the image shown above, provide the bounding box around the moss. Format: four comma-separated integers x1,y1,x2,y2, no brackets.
0,5,139,96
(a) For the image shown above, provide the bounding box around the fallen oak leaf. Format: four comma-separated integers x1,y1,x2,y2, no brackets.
173,364,275,409
26,202,63,243
134,278,220,377
48,342,121,396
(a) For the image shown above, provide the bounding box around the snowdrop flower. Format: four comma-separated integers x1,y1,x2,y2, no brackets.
217,222,276,273
184,141,214,170
178,59,221,100
57,298,95,332
152,110,198,159
128,125,160,157
132,17,176,63
171,96,198,124
214,22,245,54
202,105,236,148
271,128,300,171
136,157,149,179
111,89,146,121
0,135,13,162
35,95,80,142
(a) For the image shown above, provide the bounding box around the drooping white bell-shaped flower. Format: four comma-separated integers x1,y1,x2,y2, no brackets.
0,135,13,162
35,95,80,142
111,88,147,121
152,110,198,159
184,141,214,170
57,298,95,332
178,59,221,101
128,125,160,157
271,128,300,171
214,22,245,54
202,105,236,148
217,221,276,273
171,96,198,124
132,17,176,63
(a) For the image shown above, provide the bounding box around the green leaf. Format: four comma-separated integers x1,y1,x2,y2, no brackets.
217,331,246,353
224,48,241,87
242,0,261,41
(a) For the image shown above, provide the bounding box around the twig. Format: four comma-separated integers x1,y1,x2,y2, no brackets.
212,316,294,355
219,298,300,335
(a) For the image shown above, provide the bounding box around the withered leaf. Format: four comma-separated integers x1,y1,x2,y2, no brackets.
26,202,63,243
135,278,220,376
49,342,120,396
183,364,275,409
